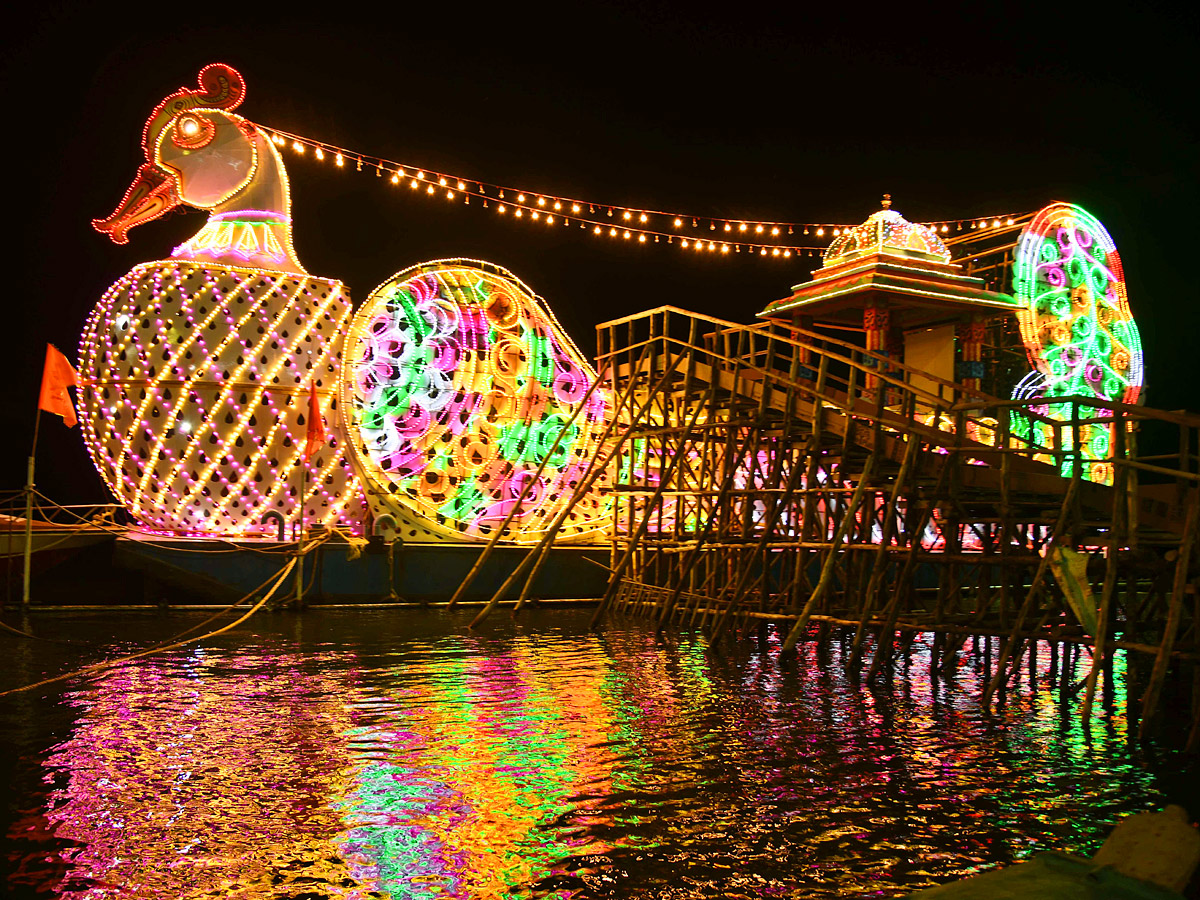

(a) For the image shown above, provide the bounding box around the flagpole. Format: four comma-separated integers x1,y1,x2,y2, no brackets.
23,409,42,606
295,456,307,606
293,381,325,607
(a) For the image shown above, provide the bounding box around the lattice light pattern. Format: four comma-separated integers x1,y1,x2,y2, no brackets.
78,260,364,534
1009,203,1144,483
341,260,613,543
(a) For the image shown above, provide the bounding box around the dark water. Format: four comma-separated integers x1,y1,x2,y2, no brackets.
0,607,1192,898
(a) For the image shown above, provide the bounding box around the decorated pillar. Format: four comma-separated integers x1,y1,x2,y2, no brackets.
793,314,816,380
863,301,890,390
955,314,987,392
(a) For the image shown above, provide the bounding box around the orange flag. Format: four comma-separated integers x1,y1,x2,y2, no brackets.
38,344,78,428
304,382,326,459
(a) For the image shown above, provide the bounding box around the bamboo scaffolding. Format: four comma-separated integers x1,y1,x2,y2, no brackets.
578,305,1198,741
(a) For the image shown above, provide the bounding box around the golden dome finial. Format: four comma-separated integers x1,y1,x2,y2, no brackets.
881,194,892,210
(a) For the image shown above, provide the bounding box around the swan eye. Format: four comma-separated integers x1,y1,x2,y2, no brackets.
172,115,214,149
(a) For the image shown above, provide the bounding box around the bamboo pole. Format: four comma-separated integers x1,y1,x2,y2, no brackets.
1138,487,1199,737
1082,413,1128,720
711,435,812,641
590,381,715,628
865,458,953,681
851,425,920,657
447,361,615,608
22,410,42,606
982,477,1079,708
471,347,690,627
780,451,878,653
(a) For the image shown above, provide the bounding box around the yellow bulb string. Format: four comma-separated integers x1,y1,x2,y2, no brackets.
259,124,1030,258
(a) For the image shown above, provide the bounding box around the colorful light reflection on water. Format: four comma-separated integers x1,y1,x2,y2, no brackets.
0,609,1191,898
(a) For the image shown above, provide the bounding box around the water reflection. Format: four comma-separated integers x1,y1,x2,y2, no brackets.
1,610,1183,898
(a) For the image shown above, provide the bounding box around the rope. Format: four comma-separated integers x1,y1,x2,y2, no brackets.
0,558,296,698
0,617,101,647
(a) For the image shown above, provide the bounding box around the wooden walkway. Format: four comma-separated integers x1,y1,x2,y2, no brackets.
586,306,1200,746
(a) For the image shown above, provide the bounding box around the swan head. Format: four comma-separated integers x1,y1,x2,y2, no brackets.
93,64,262,243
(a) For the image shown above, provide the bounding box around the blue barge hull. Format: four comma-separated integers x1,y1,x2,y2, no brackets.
114,534,610,604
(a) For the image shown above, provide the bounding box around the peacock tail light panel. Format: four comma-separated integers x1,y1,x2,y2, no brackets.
1010,203,1144,482
78,262,362,534
341,260,614,543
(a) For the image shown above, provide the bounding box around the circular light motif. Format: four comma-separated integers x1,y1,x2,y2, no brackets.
341,260,613,543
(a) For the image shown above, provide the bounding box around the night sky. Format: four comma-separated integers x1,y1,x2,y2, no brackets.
3,4,1196,500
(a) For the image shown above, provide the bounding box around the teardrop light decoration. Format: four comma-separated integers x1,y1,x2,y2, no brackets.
1010,203,1144,483
340,259,614,542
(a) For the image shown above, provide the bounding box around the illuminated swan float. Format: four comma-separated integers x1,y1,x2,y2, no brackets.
84,64,613,541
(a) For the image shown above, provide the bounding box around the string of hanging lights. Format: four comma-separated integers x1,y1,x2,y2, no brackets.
259,124,1029,259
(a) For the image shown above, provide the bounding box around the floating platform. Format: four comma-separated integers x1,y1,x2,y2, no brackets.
113,532,609,605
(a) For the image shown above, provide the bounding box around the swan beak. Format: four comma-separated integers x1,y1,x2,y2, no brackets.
92,163,181,244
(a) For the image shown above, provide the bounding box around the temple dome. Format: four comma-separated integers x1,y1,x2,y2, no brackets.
823,201,950,266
